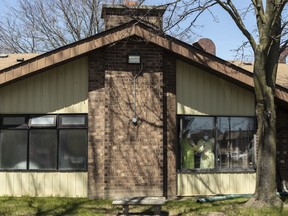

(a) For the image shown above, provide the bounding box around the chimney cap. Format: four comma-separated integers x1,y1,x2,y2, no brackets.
101,4,167,19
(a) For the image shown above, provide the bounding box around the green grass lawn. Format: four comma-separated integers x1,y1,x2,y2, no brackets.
0,196,288,216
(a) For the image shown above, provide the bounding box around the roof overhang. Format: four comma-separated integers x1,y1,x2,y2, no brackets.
0,21,287,105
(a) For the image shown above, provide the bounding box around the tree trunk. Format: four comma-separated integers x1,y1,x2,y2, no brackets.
245,49,283,208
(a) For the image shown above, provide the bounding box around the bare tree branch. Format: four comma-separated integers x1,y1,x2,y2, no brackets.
252,0,266,24
0,0,104,53
215,0,257,51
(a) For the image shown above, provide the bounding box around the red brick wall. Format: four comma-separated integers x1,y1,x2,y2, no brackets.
88,38,177,198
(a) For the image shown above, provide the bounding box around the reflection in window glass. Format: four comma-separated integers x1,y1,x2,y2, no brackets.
0,130,28,169
217,117,255,170
181,116,215,169
60,116,86,126
179,116,255,171
59,129,87,170
29,130,57,169
0,114,88,171
30,115,56,126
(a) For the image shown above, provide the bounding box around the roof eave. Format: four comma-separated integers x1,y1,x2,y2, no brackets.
0,20,287,105
0,21,140,86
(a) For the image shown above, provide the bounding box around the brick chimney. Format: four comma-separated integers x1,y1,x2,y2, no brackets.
193,38,216,56
101,3,166,31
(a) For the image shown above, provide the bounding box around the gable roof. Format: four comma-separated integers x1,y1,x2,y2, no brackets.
0,21,287,105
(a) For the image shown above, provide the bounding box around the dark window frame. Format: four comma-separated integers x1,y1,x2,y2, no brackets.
0,114,88,172
1,115,29,129
177,114,256,173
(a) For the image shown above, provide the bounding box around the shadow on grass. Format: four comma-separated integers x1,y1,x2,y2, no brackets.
1,197,288,216
35,201,85,216
8,197,116,216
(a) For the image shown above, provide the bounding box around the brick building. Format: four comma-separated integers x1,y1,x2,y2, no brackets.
0,4,287,198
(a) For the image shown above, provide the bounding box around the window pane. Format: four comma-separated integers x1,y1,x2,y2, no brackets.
0,130,28,169
59,115,86,126
29,115,56,127
2,117,26,126
180,116,215,169
58,129,87,170
29,130,57,169
217,117,255,170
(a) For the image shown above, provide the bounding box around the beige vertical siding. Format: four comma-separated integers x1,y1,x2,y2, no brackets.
177,173,256,196
0,58,88,197
177,60,255,116
0,57,88,114
0,172,87,197
177,60,256,196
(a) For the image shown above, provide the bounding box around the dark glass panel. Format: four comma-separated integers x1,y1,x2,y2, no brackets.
0,130,28,169
29,129,57,169
180,116,215,170
58,129,87,170
217,117,255,170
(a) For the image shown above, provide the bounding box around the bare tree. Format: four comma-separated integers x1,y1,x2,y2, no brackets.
162,0,288,207
0,0,176,53
0,0,105,53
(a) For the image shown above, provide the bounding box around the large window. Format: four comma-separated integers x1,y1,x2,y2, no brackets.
0,114,87,171
179,115,256,172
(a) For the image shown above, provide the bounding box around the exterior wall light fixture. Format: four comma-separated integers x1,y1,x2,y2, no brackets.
128,54,141,64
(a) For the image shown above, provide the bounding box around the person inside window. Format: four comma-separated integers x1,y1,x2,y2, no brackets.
194,133,215,169
181,131,197,169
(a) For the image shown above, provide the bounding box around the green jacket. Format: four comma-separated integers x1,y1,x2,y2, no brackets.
182,138,196,169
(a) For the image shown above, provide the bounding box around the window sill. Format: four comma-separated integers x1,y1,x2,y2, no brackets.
0,169,88,173
177,168,256,174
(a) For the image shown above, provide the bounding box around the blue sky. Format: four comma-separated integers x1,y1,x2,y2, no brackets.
146,0,255,60
0,0,254,61
1,0,18,12
187,5,253,61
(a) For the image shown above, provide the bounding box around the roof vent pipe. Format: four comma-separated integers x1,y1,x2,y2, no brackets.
193,38,216,56
17,58,25,62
